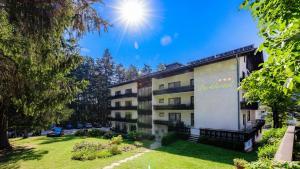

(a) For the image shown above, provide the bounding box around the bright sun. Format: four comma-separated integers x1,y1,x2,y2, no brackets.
116,0,149,28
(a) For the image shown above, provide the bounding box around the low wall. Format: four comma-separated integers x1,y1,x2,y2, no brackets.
274,126,295,162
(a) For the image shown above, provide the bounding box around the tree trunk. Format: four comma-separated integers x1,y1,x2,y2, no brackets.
272,109,280,128
0,113,11,150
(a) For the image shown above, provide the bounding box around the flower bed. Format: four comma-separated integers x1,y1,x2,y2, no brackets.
71,135,136,161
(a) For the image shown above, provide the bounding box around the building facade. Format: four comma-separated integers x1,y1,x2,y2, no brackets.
109,45,264,151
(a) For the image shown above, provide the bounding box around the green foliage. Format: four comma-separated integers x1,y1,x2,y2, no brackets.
257,143,279,159
247,158,300,169
96,150,113,158
110,135,123,145
127,131,155,141
103,131,117,139
233,158,249,169
109,145,122,155
88,129,105,137
133,141,143,147
161,132,177,146
74,129,87,136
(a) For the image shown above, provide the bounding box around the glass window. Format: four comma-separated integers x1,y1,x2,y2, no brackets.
169,113,181,122
115,91,121,96
168,81,181,88
115,102,120,107
125,88,132,94
159,98,164,104
168,97,181,105
159,112,164,117
191,113,194,126
159,84,164,90
247,111,250,121
125,101,132,107
125,112,132,119
190,79,194,86
115,112,121,118
191,96,194,105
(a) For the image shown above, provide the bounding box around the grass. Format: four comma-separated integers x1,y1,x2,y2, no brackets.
115,140,257,169
0,136,257,169
0,135,149,169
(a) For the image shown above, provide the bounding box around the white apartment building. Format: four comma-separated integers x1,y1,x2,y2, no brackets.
109,45,264,151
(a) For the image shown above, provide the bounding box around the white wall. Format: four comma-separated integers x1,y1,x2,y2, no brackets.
194,58,239,130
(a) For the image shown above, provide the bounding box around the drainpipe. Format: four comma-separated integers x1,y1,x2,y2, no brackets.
236,54,240,130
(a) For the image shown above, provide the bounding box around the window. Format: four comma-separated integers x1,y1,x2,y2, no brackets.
190,79,194,86
191,113,194,126
115,112,121,119
168,97,181,105
247,111,250,121
115,101,120,107
125,101,132,107
130,125,136,131
125,88,132,94
243,114,246,126
115,91,121,96
159,84,164,90
168,81,181,88
169,113,181,122
125,112,132,119
191,96,194,105
159,98,164,104
159,112,164,117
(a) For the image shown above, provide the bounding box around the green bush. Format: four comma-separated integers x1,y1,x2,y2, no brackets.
161,132,177,146
96,150,113,158
71,150,96,161
127,131,155,141
74,129,87,136
257,143,279,159
103,131,116,139
233,158,249,169
110,145,121,155
73,141,103,151
133,141,143,147
247,159,300,169
87,129,105,137
110,135,123,145
260,127,286,146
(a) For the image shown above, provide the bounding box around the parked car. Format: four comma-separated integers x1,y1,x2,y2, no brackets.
77,123,83,129
65,123,73,129
47,127,64,137
85,123,93,128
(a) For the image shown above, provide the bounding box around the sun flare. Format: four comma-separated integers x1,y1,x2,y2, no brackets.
115,0,150,28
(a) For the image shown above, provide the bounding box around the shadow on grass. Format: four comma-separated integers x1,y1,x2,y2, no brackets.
0,146,48,169
37,135,77,145
155,140,257,166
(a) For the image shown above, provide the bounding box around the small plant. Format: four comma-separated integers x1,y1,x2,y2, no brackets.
74,129,87,136
71,149,96,161
73,141,103,151
233,158,248,169
110,135,123,145
110,145,121,155
257,143,279,159
96,150,113,158
133,141,143,147
103,131,116,139
161,132,177,146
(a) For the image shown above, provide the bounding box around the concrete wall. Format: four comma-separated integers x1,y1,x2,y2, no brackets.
194,58,239,130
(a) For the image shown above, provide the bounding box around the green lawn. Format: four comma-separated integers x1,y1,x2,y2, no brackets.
0,136,257,169
116,141,257,169
0,136,148,169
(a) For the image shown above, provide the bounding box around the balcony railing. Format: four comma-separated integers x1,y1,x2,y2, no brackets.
137,122,152,128
153,104,194,110
109,106,138,110
109,93,137,99
108,117,138,123
240,101,259,110
153,85,194,95
138,109,152,115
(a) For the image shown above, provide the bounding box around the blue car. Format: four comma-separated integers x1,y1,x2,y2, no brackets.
47,127,64,137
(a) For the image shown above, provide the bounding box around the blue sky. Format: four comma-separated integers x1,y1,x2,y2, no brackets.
79,0,262,70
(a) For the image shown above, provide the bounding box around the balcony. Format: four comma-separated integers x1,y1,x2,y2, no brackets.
153,104,194,110
153,85,194,95
138,109,152,115
109,106,137,110
109,93,137,99
108,117,138,123
240,101,259,110
137,122,152,128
